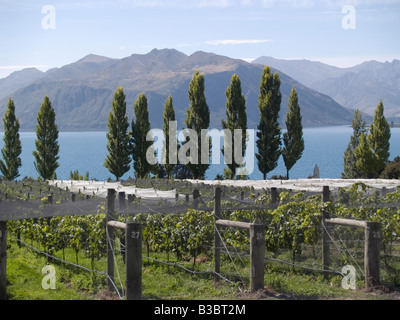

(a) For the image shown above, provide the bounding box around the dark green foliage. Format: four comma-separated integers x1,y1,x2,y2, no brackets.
162,95,176,178
354,133,376,178
70,169,89,181
282,86,304,179
0,97,22,180
104,86,131,181
256,66,282,180
380,156,400,179
172,162,193,179
367,99,391,175
353,100,391,178
183,70,210,179
342,109,367,179
221,74,247,179
131,92,154,179
33,95,60,180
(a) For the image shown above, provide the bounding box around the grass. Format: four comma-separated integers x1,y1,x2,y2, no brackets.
7,244,93,300
5,238,240,300
6,237,399,301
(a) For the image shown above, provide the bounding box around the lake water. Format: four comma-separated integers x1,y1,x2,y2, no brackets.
3,126,400,181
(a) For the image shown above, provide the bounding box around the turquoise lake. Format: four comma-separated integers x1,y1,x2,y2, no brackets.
3,126,400,181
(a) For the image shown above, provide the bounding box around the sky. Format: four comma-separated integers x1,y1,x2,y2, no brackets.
0,0,399,79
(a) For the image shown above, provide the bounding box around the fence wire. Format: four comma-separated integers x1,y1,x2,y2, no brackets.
3,179,400,293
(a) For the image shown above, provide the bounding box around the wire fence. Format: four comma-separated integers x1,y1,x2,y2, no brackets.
3,178,400,298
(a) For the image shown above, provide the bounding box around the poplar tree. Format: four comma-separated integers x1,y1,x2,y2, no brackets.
183,70,210,179
162,95,176,178
354,100,391,178
282,86,304,179
354,133,376,178
0,97,22,180
222,74,247,179
256,66,282,180
131,93,154,179
342,109,366,179
33,95,60,180
367,99,391,176
104,86,131,181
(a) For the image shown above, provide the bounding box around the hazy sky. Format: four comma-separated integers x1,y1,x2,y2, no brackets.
0,0,399,78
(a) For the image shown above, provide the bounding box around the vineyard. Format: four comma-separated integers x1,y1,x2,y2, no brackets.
2,178,400,300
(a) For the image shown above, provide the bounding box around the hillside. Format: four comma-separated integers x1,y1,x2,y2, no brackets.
0,49,354,131
253,57,400,121
0,68,45,102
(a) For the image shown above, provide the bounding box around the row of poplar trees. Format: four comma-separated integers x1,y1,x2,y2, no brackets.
0,66,304,182
104,66,305,181
0,95,59,181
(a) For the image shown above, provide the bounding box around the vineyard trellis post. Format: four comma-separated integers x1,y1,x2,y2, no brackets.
250,223,265,291
214,186,221,283
271,187,278,205
119,191,126,262
125,222,142,300
365,221,381,289
118,191,126,211
215,219,265,292
324,218,381,290
0,221,7,300
213,185,265,291
106,188,116,293
322,185,330,280
193,189,200,207
107,220,143,300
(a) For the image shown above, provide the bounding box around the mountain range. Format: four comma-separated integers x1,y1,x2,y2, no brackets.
1,48,395,132
253,56,400,120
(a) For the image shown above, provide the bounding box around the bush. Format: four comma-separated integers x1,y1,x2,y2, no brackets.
380,156,400,179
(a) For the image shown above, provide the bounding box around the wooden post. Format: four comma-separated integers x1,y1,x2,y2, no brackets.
0,221,7,300
118,192,126,212
214,187,221,282
106,189,116,292
322,186,330,202
322,186,330,280
193,189,200,207
325,218,381,290
125,223,142,300
365,221,381,290
118,192,127,261
270,187,278,204
250,223,265,292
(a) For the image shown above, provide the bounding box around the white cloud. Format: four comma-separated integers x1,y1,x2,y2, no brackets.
205,39,270,45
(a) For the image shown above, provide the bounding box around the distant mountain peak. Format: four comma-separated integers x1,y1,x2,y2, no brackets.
0,67,45,100
77,54,115,63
